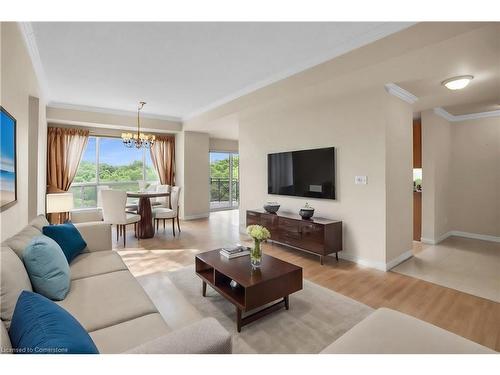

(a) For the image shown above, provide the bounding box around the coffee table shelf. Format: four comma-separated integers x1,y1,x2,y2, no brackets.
195,249,302,332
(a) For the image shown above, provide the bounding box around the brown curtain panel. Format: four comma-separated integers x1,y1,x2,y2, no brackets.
149,135,175,185
47,127,89,222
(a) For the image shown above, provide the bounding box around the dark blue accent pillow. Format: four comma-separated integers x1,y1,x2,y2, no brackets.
9,291,99,354
42,222,87,263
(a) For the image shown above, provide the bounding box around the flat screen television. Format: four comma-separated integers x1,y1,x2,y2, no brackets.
268,147,335,199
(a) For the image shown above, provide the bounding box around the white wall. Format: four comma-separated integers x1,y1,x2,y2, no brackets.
421,111,500,242
385,95,413,263
1,22,47,240
449,117,500,237
177,131,209,220
46,106,182,134
238,85,412,269
209,138,238,153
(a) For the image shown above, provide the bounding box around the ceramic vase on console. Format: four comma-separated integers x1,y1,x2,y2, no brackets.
246,224,271,268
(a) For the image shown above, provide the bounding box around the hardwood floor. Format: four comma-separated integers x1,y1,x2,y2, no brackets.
116,209,500,352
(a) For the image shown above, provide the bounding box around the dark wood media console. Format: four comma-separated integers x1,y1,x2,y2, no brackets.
246,209,343,265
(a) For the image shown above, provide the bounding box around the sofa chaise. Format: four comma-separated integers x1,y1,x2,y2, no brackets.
1,215,232,354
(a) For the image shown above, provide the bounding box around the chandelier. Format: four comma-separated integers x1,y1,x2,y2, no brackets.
121,101,156,148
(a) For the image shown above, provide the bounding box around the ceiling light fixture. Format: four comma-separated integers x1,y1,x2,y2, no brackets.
441,75,473,90
121,101,156,149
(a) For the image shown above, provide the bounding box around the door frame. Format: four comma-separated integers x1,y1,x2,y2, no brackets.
209,150,239,212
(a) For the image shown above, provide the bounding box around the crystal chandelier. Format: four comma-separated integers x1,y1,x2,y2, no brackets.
121,101,156,148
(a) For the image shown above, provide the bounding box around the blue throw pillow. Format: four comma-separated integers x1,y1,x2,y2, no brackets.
42,222,87,263
23,235,70,301
9,291,99,354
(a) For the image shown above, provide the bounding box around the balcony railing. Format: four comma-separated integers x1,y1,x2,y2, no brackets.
69,181,155,208
210,177,239,204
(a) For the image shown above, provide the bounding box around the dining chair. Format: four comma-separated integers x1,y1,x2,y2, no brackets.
155,184,170,207
100,189,141,246
96,185,110,208
153,186,180,237
147,182,162,207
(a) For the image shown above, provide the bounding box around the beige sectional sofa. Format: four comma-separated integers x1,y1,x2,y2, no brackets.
0,215,231,354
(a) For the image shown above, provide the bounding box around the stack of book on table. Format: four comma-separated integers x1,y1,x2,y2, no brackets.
220,245,250,259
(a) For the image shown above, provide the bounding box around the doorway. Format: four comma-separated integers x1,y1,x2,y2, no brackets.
209,151,239,211
413,118,422,241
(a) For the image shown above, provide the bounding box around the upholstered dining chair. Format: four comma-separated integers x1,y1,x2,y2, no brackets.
100,190,141,246
153,186,180,237
96,185,110,208
155,184,170,207
148,182,162,207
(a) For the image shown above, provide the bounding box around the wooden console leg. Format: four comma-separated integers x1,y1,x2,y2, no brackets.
284,295,289,310
236,307,242,333
336,252,339,261
320,255,324,265
202,281,207,297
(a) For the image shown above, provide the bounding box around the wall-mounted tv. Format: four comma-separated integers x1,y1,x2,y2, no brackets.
268,147,335,199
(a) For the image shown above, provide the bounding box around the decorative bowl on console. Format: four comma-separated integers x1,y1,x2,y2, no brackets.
263,202,280,214
299,202,315,219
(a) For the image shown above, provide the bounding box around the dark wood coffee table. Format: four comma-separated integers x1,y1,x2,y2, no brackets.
195,249,303,332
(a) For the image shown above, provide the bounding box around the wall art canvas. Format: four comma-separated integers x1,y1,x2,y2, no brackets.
1,106,17,211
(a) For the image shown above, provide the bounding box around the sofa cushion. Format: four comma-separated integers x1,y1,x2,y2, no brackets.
9,291,99,354
23,236,70,301
320,308,496,354
0,246,32,327
42,222,87,263
3,225,42,259
56,270,158,332
124,317,233,354
89,313,170,353
73,222,112,252
69,208,103,224
70,251,128,280
1,319,12,354
29,215,50,231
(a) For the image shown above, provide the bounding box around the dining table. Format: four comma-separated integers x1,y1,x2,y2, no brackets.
126,191,170,239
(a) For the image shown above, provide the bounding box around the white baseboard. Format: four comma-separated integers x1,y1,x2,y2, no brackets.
182,213,209,221
385,249,413,271
449,230,500,243
421,230,500,244
337,252,387,272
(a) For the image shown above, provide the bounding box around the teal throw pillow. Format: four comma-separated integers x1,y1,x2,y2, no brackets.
23,235,70,301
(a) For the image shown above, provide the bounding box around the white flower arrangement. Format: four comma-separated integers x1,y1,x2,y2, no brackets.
246,225,271,241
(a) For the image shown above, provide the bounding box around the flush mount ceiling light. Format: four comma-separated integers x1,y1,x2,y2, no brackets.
441,75,474,90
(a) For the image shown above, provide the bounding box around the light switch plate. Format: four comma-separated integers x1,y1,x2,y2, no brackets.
355,176,368,185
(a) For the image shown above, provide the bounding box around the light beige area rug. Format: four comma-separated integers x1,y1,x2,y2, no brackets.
137,266,373,354
392,237,500,303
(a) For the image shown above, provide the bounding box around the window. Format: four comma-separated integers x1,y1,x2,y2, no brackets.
209,152,239,211
70,136,159,208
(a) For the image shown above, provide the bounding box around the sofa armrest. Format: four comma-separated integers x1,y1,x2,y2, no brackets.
124,318,232,354
74,222,112,252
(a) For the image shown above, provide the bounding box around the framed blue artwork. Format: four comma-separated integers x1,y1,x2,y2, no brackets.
1,106,17,211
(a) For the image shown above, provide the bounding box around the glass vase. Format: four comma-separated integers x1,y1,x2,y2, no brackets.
251,239,262,268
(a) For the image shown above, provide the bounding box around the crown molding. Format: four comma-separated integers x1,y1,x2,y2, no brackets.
183,22,415,121
18,22,50,99
434,107,500,122
384,83,418,104
48,102,182,123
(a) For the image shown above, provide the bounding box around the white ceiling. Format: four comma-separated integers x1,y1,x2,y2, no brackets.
30,22,412,120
